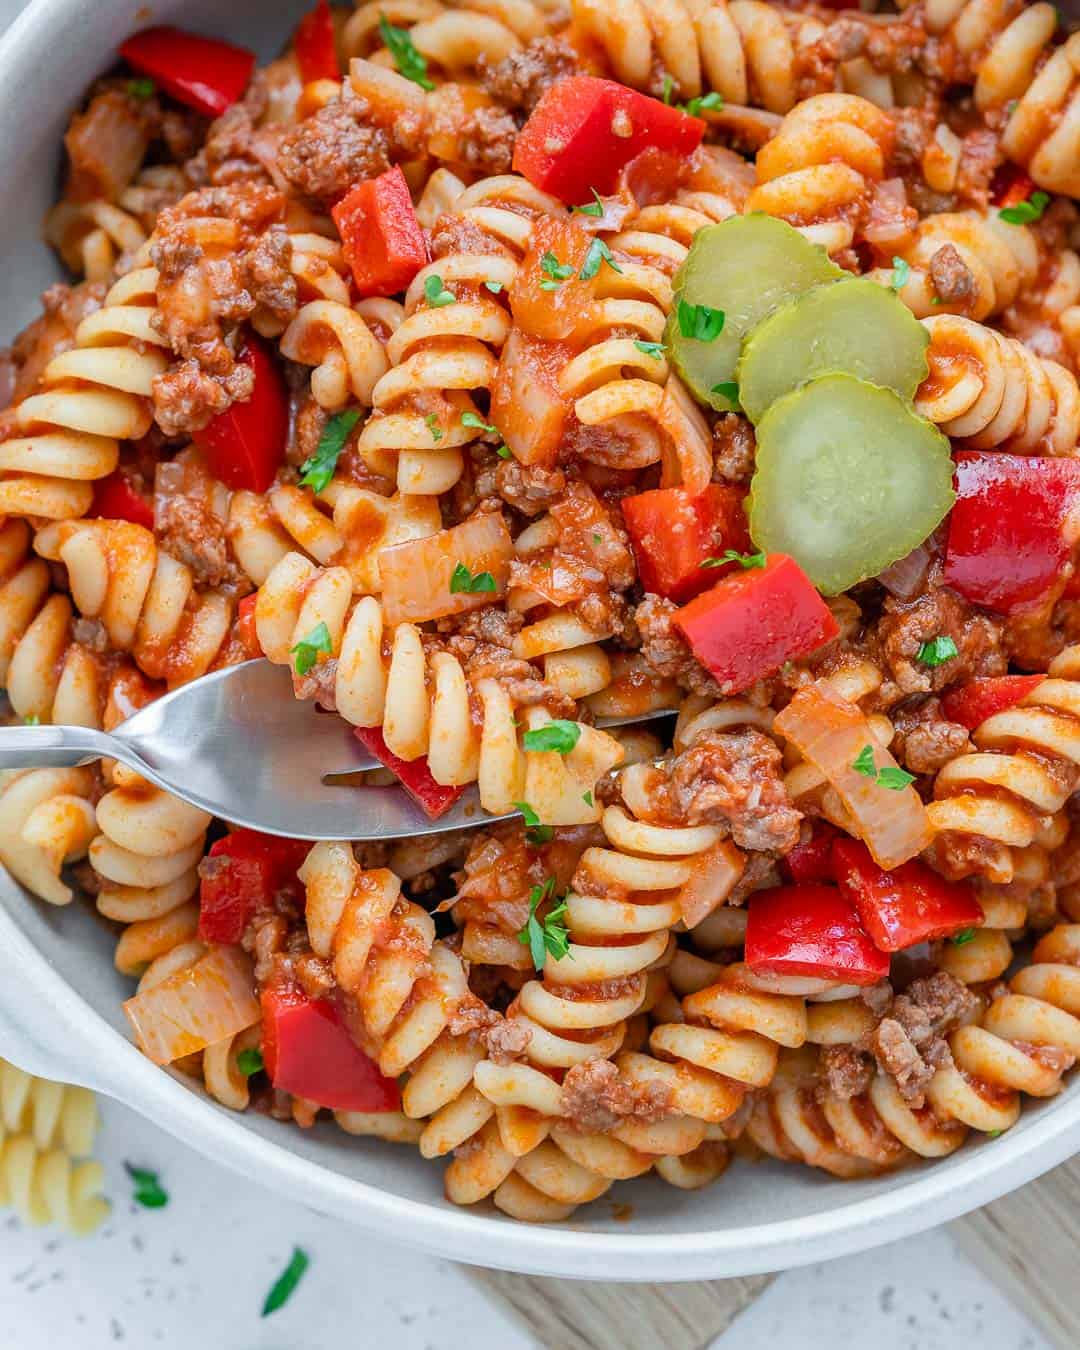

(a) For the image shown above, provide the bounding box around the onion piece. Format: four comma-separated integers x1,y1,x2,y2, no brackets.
678,839,746,928
774,683,932,869
123,945,260,1066
379,511,513,624
658,374,713,497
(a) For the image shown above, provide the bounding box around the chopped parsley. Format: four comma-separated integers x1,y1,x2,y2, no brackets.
449,562,497,594
572,188,605,218
515,800,554,845
987,1128,1003,1138
634,340,666,358
262,1247,310,1317
917,635,959,666
682,90,725,117
461,411,498,434
298,409,360,494
125,1163,168,1209
495,444,513,459
484,280,504,294
890,257,910,292
379,14,434,90
579,237,622,281
711,380,740,407
592,532,602,544
290,622,332,677
999,190,1050,225
853,744,915,789
425,412,443,442
540,251,575,289
423,274,456,307
701,549,766,570
127,77,156,100
522,720,582,754
237,1048,264,1077
517,877,571,970
582,790,593,807
661,74,675,105
677,299,725,342
23,714,40,726
852,743,878,778
950,928,977,946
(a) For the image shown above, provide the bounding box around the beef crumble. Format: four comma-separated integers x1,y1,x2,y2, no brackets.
278,96,390,203
864,971,979,1106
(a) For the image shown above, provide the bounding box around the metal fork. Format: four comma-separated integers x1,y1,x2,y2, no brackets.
0,660,670,840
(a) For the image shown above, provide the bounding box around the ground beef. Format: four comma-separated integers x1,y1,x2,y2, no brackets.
243,226,297,328
479,37,580,115
864,971,979,1106
278,96,389,203
447,995,502,1041
558,1059,673,1134
712,414,756,485
155,490,235,587
954,128,1001,210
635,594,722,698
647,728,803,852
152,358,254,438
197,102,274,186
458,106,518,175
725,850,781,907
549,481,636,592
293,657,339,712
888,696,972,774
485,1018,532,1065
929,242,976,307
72,617,109,652
496,460,567,516
819,1044,874,1100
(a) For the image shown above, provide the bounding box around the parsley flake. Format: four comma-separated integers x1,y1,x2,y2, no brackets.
515,800,554,845
23,714,40,726
677,299,725,342
917,635,959,667
987,1128,1003,1138
541,251,574,284
298,409,360,494
127,77,156,100
516,877,571,970
379,15,434,90
711,380,740,408
262,1247,310,1318
290,622,332,677
522,720,582,754
661,74,675,105
683,91,725,117
579,237,622,281
582,790,593,807
890,257,911,292
701,549,766,570
495,444,512,459
852,744,878,778
950,928,977,946
878,765,916,791
461,411,498,434
484,280,504,294
572,188,605,218
450,562,497,594
237,1048,264,1076
423,274,456,307
125,1162,168,1209
634,340,666,358
1000,190,1050,224
425,412,443,442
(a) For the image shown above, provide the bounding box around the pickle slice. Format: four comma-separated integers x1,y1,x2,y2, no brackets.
666,216,843,412
748,373,954,595
736,278,930,424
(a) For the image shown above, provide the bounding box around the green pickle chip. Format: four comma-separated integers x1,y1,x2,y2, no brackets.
748,373,954,594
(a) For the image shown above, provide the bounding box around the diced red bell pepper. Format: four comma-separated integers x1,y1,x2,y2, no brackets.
354,727,465,820
945,452,1080,614
194,334,288,493
745,883,890,985
236,593,262,659
261,985,401,1112
512,76,705,203
198,829,310,945
674,553,839,694
780,821,840,885
832,838,983,953
90,470,154,530
332,166,428,298
991,164,1037,209
622,485,751,604
940,674,1044,730
295,0,339,84
120,27,255,118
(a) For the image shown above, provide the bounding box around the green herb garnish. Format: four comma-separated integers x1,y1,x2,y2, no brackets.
711,380,740,407
677,299,725,342
701,549,766,570
484,280,504,294
298,409,360,494
950,928,977,946
582,790,593,806
495,444,512,459
127,77,156,100
423,274,456,307
540,251,575,285
522,720,582,754
579,237,622,281
516,877,571,970
890,257,911,292
683,91,725,117
379,14,434,89
634,340,666,358
661,74,674,105
515,800,554,845
290,622,332,677
125,1163,168,1209
425,413,443,442
917,635,959,667
23,714,40,726
449,562,497,594
461,411,498,434
999,190,1050,225
572,188,605,218
877,765,916,790
852,744,878,778
262,1247,310,1317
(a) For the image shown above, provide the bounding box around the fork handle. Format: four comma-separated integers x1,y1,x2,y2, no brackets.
0,723,121,770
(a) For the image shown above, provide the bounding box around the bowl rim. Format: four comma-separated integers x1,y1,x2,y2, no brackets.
1,0,1079,1283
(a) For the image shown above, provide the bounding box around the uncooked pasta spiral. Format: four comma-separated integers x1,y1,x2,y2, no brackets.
745,93,894,257
0,1058,100,1157
0,265,167,521
927,649,1080,883
914,313,1080,454
1001,31,1080,197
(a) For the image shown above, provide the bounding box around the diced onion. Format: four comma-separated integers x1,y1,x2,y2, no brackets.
379,511,513,624
678,840,746,928
774,683,932,869
123,946,260,1065
658,375,712,497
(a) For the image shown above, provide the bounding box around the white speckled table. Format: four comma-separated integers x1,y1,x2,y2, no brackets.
0,1095,1052,1349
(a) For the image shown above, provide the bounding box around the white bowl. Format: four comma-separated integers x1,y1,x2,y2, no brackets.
2,0,1079,1283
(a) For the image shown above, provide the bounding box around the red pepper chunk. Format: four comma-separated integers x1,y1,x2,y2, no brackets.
90,470,154,530
513,76,705,203
780,821,839,885
832,838,983,952
198,829,310,945
674,553,839,694
120,27,255,118
295,0,339,84
991,164,1037,209
746,883,889,985
941,674,1045,730
353,727,465,820
945,452,1080,615
261,985,401,1113
236,594,262,660
332,166,429,298
622,485,751,604
194,334,288,493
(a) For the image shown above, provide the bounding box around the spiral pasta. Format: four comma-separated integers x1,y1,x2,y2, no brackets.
1001,31,1080,197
